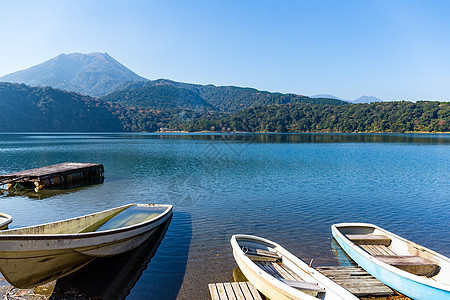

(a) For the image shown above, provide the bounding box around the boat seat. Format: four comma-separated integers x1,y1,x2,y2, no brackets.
280,279,326,293
375,255,440,277
346,234,391,246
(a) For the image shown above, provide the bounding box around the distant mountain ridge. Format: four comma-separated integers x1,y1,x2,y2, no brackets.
0,52,147,97
311,94,382,103
311,94,345,101
352,95,382,103
107,79,348,112
0,52,366,108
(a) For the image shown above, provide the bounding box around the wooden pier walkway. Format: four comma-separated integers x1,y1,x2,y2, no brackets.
209,266,395,300
209,282,263,300
0,162,104,190
316,266,394,297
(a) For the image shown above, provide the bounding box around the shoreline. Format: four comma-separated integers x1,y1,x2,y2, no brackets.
157,130,449,134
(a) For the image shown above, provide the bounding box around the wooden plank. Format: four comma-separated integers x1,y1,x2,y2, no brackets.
319,269,369,275
369,245,383,255
360,245,381,256
360,245,375,255
270,262,297,280
276,263,304,281
323,277,381,282
216,283,228,300
210,282,262,300
375,255,439,277
0,163,102,178
238,282,254,300
279,279,325,293
346,234,391,246
224,282,237,300
244,247,280,262
317,266,367,272
261,262,285,279
0,175,28,184
378,245,396,256
231,282,245,300
243,247,280,260
0,162,104,190
209,283,220,300
256,261,281,279
316,266,394,297
246,282,263,300
360,243,397,256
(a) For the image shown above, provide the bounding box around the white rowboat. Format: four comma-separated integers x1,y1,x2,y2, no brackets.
332,223,450,300
0,213,12,230
0,203,173,288
231,234,358,300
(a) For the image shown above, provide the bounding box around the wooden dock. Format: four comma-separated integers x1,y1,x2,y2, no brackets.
316,266,394,297
210,266,395,300
209,282,264,300
0,162,104,191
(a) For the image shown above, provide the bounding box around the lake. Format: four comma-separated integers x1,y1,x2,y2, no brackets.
0,133,449,299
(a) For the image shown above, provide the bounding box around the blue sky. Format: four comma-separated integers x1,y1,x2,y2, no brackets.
1,0,449,101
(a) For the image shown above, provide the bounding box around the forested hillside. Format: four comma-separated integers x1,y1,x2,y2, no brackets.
0,82,448,133
0,82,123,132
112,79,348,112
181,101,450,133
102,85,213,110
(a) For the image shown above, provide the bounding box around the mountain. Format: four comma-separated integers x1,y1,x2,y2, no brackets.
311,94,345,101
108,79,349,112
311,94,383,103
0,52,349,110
352,95,382,103
0,82,123,132
0,52,147,97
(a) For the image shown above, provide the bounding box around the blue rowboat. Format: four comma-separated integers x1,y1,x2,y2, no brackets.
332,223,450,300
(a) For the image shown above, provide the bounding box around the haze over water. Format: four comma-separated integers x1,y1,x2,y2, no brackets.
0,133,449,299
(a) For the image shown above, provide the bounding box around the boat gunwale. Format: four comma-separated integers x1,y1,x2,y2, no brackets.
332,222,450,291
0,203,173,240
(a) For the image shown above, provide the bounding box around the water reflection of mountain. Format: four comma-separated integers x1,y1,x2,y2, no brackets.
114,132,450,145
51,216,173,299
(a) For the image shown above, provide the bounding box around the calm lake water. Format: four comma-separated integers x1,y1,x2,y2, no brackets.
0,133,449,299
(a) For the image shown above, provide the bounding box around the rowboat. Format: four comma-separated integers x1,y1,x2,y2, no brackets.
332,223,450,300
231,234,358,300
52,213,172,299
0,213,12,230
0,203,173,288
